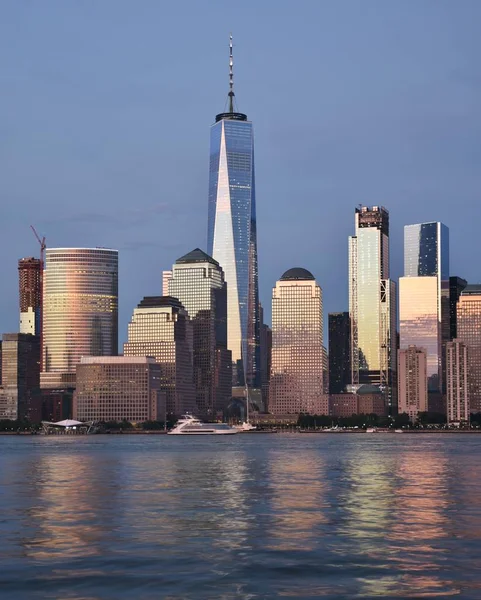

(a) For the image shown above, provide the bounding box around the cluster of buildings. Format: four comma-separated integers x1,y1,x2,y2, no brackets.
0,40,479,426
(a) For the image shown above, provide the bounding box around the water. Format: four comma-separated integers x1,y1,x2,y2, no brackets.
1,433,481,599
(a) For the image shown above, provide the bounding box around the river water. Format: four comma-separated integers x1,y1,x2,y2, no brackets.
1,433,481,599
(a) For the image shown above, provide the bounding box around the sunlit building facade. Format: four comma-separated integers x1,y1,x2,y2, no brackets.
398,346,428,422
207,39,260,390
18,257,42,336
399,277,440,391
40,248,118,390
123,296,196,416
74,356,164,423
349,206,396,411
269,268,328,415
168,249,231,417
457,285,481,413
446,340,469,424
402,222,449,392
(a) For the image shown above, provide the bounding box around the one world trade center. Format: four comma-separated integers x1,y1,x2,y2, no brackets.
207,36,260,390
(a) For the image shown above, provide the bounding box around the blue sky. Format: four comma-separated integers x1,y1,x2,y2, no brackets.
1,0,481,347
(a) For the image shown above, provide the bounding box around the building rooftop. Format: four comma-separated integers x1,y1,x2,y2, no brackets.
175,248,219,267
137,296,184,309
356,384,383,395
280,268,315,281
461,284,481,295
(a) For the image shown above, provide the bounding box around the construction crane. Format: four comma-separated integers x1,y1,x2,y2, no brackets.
30,225,46,371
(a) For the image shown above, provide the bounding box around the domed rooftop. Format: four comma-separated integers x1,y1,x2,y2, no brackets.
356,384,382,395
280,267,315,281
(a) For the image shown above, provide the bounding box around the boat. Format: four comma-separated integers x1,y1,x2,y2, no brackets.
168,414,238,435
365,427,377,433
234,421,257,432
395,429,404,433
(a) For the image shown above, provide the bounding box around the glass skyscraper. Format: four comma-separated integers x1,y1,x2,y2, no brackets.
349,206,397,410
457,285,481,413
207,37,260,389
400,222,449,393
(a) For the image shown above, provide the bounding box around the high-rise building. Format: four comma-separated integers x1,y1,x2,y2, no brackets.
397,346,428,422
269,268,328,415
168,249,231,417
40,248,118,390
162,270,173,296
18,257,42,336
0,333,40,421
450,276,467,340
401,222,449,392
349,206,396,411
74,356,164,423
399,277,440,391
207,36,260,390
457,285,481,413
328,312,351,394
446,340,469,424
259,304,272,412
123,296,196,416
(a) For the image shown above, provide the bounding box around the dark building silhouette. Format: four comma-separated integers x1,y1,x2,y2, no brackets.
18,257,42,336
329,312,351,394
450,276,467,340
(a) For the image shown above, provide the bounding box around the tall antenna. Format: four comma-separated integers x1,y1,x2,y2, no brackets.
228,33,234,113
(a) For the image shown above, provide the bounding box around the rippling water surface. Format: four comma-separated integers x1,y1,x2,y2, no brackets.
1,433,481,599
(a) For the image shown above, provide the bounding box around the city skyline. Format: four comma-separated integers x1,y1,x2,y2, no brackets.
1,2,480,346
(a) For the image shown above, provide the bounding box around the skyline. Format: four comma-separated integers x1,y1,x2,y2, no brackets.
1,1,481,347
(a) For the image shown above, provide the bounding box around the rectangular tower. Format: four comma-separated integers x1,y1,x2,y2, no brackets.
18,257,41,336
397,346,428,422
457,285,481,413
449,276,467,340
328,312,351,394
349,206,397,411
446,340,469,424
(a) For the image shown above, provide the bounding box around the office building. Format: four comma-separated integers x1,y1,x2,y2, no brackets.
330,385,386,418
168,249,231,417
446,340,469,424
450,276,467,340
401,222,449,392
398,346,428,422
328,312,351,394
207,36,260,390
0,333,40,421
162,270,173,296
123,296,196,416
457,285,481,413
269,268,328,415
348,206,396,410
40,248,118,389
259,308,272,411
74,356,164,423
18,257,42,336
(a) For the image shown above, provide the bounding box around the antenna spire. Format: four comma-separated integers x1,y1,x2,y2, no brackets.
228,33,234,113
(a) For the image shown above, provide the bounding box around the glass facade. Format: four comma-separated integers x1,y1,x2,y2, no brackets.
74,356,163,423
269,268,328,415
328,312,351,394
349,206,396,410
449,276,467,340
168,249,231,417
41,248,118,389
207,114,260,389
457,286,481,413
123,296,196,417
399,277,440,391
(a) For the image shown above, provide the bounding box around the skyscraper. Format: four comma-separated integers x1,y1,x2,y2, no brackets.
123,296,196,416
449,276,467,340
446,340,469,424
207,36,260,390
397,346,428,422
168,249,231,417
18,257,41,336
269,268,328,415
40,248,118,390
349,206,396,410
401,222,450,392
328,312,351,394
457,285,481,413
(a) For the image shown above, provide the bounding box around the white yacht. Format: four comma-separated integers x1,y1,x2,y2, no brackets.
234,421,257,432
168,415,238,435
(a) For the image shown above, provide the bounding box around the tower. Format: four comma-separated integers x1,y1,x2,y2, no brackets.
18,257,42,336
168,249,231,417
397,346,428,422
269,268,328,415
446,339,469,424
207,35,260,391
328,312,351,394
40,248,118,390
349,206,396,411
457,285,481,413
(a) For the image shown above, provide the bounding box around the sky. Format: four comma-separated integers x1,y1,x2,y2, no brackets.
1,0,481,348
